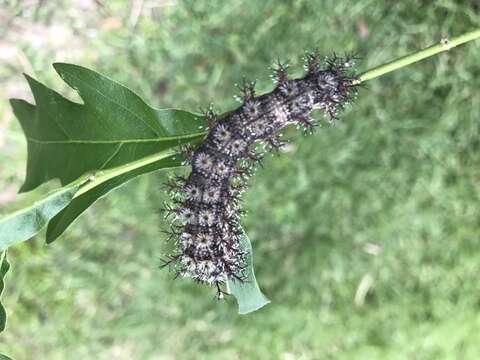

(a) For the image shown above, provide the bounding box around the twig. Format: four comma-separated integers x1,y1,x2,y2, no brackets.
356,27,480,84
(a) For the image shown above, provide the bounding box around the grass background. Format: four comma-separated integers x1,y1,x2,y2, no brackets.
1,0,480,359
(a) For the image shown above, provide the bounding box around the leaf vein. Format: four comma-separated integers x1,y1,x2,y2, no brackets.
26,131,206,145
100,143,123,170
61,69,162,137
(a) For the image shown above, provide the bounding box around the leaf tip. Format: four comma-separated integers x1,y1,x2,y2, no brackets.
45,226,60,244
52,62,70,79
18,183,31,194
22,72,36,83
238,296,271,315
8,97,25,109
22,73,46,95
52,62,68,72
52,62,85,78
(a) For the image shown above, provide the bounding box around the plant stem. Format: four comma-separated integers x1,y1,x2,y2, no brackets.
356,27,480,83
73,148,179,198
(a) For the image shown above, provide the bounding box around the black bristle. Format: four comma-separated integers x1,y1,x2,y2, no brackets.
272,58,289,84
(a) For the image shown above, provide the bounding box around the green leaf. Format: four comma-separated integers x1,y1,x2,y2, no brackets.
0,354,13,360
0,185,80,251
228,230,270,314
10,63,207,193
10,63,207,242
46,151,183,243
0,250,11,333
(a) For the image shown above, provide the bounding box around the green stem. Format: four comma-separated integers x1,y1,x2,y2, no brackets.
356,27,480,83
73,148,179,198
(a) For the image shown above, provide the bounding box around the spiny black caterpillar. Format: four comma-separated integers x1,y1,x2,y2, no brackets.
162,52,358,299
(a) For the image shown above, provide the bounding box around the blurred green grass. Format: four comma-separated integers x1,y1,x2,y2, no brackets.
1,0,480,359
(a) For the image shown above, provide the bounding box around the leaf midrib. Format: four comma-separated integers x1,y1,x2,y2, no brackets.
27,131,206,145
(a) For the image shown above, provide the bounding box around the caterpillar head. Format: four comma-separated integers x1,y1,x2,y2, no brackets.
311,66,358,117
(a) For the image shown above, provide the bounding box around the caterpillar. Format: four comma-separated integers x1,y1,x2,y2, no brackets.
162,52,358,298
